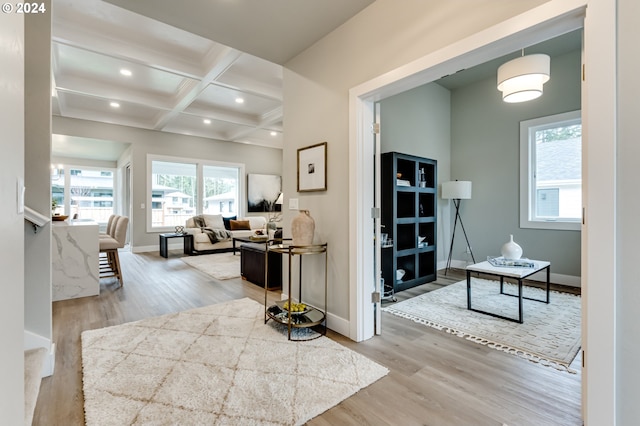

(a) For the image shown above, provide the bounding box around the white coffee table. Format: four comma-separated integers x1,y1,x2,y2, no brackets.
466,260,550,324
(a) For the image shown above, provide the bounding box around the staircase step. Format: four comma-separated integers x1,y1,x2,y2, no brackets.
24,347,47,426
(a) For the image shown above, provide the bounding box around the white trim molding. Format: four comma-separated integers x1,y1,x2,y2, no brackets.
24,330,55,377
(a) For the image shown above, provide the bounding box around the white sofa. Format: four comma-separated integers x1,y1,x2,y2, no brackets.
184,214,267,253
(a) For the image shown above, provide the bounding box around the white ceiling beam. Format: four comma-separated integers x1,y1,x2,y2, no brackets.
226,106,283,141
152,46,243,130
214,73,283,101
52,26,207,79
54,77,179,110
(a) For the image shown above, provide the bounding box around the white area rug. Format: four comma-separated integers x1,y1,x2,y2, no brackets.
383,278,581,372
82,298,388,425
180,252,240,280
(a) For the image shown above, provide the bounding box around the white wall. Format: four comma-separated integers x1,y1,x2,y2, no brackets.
24,1,53,354
0,10,24,425
283,0,548,321
53,116,283,249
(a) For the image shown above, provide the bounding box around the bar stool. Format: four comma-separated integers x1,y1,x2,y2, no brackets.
99,216,128,286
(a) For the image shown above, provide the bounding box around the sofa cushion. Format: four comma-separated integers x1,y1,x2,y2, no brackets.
229,219,251,230
222,215,237,230
203,214,225,229
185,214,225,230
245,216,267,230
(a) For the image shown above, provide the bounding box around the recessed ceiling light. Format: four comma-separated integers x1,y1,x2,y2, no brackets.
270,131,277,136
110,102,120,108
203,119,211,124
120,69,132,77
235,97,244,104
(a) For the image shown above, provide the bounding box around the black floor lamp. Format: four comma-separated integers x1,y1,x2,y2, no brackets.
442,180,475,274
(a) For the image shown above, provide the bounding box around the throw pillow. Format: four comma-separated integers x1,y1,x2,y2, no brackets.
229,219,251,230
222,215,237,230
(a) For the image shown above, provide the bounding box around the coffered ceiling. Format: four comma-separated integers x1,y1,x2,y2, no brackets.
51,1,577,162
51,0,375,160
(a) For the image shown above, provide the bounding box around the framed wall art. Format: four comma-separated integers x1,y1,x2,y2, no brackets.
297,142,327,192
247,174,282,212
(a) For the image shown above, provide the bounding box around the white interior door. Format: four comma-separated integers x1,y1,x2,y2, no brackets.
373,103,383,334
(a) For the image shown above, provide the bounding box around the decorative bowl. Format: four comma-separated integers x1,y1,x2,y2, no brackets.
52,215,69,221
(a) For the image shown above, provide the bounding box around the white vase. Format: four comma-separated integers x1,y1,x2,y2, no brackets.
501,234,523,260
291,210,315,245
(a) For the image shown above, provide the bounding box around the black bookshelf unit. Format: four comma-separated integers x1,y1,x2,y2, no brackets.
381,152,437,293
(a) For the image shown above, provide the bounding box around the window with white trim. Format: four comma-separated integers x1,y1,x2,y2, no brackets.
519,110,582,230
147,155,244,232
51,165,115,224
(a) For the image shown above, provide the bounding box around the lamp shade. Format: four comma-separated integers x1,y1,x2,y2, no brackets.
442,181,472,200
497,54,550,103
275,192,283,205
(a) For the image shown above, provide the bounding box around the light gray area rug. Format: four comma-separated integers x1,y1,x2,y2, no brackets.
82,298,388,425
180,252,240,280
383,278,581,372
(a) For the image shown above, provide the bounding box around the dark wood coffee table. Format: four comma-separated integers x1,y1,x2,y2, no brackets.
232,235,268,254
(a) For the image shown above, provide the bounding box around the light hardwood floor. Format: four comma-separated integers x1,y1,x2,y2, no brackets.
33,250,582,426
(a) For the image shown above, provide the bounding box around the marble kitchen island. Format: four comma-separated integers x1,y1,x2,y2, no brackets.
52,219,100,301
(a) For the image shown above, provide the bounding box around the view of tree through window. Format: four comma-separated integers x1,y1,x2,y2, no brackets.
204,165,238,215
151,161,197,227
150,159,241,229
50,166,115,223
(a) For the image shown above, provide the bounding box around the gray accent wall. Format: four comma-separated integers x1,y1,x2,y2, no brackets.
450,49,581,277
378,49,582,278
379,82,451,268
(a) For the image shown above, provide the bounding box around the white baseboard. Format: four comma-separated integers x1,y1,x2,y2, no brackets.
24,330,55,377
446,259,581,287
326,312,350,337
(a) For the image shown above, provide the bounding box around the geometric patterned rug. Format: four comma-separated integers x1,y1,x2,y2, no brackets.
383,278,581,372
81,298,388,425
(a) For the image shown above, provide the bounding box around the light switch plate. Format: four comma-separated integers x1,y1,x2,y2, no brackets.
289,198,299,210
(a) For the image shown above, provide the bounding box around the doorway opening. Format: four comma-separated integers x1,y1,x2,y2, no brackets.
350,4,585,342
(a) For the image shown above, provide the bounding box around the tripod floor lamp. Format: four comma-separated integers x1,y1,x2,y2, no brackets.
442,180,476,274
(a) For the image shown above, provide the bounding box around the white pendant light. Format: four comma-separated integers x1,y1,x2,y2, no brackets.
497,53,550,103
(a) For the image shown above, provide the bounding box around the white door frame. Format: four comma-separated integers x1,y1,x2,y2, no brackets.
348,0,616,423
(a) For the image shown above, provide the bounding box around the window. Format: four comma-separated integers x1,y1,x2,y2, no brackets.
203,165,238,215
50,165,115,223
147,155,244,231
520,110,581,230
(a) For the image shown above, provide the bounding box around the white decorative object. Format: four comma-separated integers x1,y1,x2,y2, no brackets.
396,269,405,282
501,234,523,260
291,209,315,245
